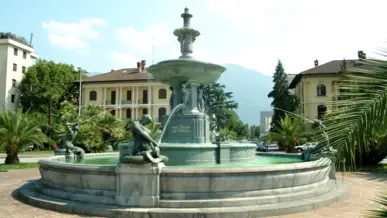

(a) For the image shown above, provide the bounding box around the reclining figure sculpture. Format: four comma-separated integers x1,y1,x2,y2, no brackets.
122,115,168,164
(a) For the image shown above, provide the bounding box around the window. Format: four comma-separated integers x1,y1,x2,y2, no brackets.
317,105,327,119
14,48,18,56
142,108,148,115
22,66,26,74
126,109,132,119
158,88,167,99
11,95,15,103
89,91,97,101
127,90,132,101
23,51,27,59
158,107,166,122
12,79,16,87
13,63,17,72
316,85,326,96
110,110,116,116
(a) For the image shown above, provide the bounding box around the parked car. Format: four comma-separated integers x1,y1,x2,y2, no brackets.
256,141,266,151
25,145,34,151
295,142,318,153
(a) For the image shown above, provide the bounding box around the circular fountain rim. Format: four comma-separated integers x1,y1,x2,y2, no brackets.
39,153,330,173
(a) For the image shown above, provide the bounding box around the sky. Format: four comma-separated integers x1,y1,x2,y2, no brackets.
1,0,387,76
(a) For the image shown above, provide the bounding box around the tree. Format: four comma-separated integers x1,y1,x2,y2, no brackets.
268,60,299,133
0,109,48,164
260,114,311,153
249,125,260,140
202,83,239,129
321,54,387,169
18,60,81,114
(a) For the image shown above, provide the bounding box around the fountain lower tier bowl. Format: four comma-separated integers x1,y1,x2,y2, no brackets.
147,58,226,85
18,153,347,218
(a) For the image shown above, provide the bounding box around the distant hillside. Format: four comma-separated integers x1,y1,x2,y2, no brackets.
218,64,273,125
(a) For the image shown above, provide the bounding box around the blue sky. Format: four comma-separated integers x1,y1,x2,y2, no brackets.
2,0,387,76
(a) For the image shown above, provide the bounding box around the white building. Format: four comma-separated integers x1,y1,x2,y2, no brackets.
0,36,38,112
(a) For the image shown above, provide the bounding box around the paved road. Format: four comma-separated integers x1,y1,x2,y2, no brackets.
0,169,386,218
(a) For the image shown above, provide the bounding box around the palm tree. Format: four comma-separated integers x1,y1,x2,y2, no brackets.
369,193,387,217
0,109,47,164
260,114,312,153
321,55,387,169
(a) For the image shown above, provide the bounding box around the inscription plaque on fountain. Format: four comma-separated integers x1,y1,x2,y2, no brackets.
171,124,191,133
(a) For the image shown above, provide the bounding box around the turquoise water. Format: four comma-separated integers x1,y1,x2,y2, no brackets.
73,155,302,167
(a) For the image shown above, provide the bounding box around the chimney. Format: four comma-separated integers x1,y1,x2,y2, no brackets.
314,59,319,67
137,62,142,72
358,50,366,59
141,60,146,71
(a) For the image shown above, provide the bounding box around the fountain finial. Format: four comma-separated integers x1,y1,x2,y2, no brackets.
174,8,200,59
181,7,192,28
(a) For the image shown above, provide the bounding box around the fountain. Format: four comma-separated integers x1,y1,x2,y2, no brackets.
17,8,347,218
145,7,256,165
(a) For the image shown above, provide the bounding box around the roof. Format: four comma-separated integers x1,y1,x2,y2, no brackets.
82,68,154,83
288,59,371,89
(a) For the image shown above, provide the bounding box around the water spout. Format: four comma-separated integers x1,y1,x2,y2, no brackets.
158,104,184,144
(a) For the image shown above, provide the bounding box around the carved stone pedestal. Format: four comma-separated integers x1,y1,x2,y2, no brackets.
115,163,165,207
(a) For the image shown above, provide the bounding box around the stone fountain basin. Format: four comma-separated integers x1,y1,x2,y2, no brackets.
31,154,339,209
147,58,226,85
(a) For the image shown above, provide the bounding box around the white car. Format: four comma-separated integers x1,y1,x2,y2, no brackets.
295,142,318,153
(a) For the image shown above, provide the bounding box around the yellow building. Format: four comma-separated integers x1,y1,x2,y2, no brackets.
289,52,369,121
81,61,171,122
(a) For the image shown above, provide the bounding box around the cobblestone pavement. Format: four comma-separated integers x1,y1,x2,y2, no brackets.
0,169,385,218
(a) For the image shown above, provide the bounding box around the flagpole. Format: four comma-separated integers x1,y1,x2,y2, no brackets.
152,37,155,65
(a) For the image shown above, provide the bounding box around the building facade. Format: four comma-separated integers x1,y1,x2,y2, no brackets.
289,52,369,121
260,111,273,135
81,61,171,122
0,36,38,112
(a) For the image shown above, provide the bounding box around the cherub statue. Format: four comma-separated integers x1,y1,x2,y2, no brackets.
63,123,85,160
180,83,190,113
197,86,205,112
122,115,168,164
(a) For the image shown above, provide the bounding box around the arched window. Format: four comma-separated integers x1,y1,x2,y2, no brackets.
158,107,166,122
89,91,97,101
158,88,167,99
316,85,326,96
317,105,327,119
142,108,148,115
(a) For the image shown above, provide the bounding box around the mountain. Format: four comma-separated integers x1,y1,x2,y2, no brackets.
217,64,273,125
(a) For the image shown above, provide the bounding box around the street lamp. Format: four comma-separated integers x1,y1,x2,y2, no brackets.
73,67,88,116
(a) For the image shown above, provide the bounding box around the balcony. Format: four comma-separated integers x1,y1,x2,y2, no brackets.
104,100,116,105
136,99,149,104
121,100,133,105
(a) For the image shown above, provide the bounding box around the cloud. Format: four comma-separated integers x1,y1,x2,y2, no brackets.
110,51,139,70
42,18,106,54
116,24,171,53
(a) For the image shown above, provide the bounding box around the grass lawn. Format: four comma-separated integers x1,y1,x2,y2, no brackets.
0,150,54,155
0,162,39,171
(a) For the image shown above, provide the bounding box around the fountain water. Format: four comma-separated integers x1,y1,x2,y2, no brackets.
158,103,183,144
18,8,347,218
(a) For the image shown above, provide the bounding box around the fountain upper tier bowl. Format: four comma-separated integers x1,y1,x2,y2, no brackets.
147,58,226,85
